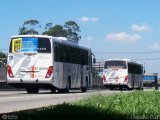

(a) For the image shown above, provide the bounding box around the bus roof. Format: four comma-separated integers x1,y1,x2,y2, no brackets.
11,35,53,39
11,35,91,51
53,37,90,51
104,59,142,65
105,59,134,62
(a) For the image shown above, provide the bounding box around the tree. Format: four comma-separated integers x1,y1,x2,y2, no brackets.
43,25,67,37
23,20,39,27
63,21,81,42
19,20,40,35
18,27,27,35
45,23,53,30
18,20,81,42
0,52,7,64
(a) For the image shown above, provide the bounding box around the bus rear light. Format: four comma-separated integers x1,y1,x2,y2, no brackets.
102,75,107,81
45,66,53,78
124,76,128,82
7,65,14,78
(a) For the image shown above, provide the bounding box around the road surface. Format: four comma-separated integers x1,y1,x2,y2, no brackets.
0,90,131,113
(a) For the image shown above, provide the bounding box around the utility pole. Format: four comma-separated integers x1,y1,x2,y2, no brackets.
154,73,158,90
98,61,100,90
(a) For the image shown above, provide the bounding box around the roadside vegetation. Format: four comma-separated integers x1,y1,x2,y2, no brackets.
18,19,81,42
12,91,160,120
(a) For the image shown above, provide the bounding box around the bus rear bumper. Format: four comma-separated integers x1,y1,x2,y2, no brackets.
7,78,53,87
103,82,127,85
103,83,128,88
7,83,54,89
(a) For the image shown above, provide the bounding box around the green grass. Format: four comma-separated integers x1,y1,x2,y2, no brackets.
10,91,160,120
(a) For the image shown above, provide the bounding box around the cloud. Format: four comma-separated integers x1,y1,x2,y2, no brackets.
79,17,99,22
150,43,160,50
79,17,90,22
90,17,99,22
86,36,93,41
131,24,152,32
106,32,141,42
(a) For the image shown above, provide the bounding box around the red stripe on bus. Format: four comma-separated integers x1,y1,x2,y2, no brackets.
32,66,35,78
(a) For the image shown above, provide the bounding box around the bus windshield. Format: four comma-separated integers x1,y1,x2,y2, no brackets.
9,37,51,53
104,61,127,69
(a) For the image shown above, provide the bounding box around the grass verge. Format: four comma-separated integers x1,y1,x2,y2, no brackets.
7,91,160,120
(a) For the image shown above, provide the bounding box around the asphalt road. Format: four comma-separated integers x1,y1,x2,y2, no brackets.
0,90,131,113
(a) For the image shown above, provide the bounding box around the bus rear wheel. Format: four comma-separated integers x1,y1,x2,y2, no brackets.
127,87,133,90
81,78,88,92
58,78,70,93
110,86,114,90
50,86,56,93
26,87,39,94
81,87,87,92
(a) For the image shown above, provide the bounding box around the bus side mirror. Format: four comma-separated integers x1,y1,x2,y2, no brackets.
93,58,96,64
144,70,145,73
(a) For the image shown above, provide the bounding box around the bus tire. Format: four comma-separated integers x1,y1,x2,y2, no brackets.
139,82,143,90
58,78,71,93
65,78,71,93
26,87,39,94
81,77,88,92
50,86,56,93
81,87,87,92
119,86,123,90
110,87,114,90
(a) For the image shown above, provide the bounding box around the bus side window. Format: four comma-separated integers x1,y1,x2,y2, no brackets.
54,43,60,62
65,46,70,63
59,44,65,62
38,38,51,53
80,50,88,65
9,40,12,53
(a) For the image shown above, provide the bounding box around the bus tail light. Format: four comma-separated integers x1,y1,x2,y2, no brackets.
7,65,14,78
124,76,128,82
102,75,107,81
45,66,53,78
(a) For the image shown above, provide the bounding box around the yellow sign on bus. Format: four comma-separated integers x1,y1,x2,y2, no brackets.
12,38,22,53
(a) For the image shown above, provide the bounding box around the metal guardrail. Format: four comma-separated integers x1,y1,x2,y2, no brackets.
0,63,7,81
93,61,105,72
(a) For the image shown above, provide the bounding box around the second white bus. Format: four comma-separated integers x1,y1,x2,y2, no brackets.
102,59,143,90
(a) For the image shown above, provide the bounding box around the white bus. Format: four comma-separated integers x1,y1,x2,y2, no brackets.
7,35,94,93
102,59,143,90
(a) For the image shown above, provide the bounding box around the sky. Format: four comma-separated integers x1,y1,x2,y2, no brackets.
1,0,160,75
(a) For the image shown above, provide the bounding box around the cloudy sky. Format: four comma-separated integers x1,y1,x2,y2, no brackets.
1,0,160,75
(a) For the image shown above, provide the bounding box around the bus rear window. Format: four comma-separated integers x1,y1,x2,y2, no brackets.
9,37,51,53
104,61,127,69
